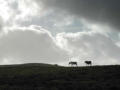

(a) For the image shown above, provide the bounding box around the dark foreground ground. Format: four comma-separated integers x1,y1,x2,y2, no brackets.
0,63,119,90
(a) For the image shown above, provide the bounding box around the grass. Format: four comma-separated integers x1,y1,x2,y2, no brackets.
0,63,119,90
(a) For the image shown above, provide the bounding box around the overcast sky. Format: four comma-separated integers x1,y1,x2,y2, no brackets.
0,0,120,66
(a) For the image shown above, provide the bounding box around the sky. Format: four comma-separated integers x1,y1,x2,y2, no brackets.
0,0,120,66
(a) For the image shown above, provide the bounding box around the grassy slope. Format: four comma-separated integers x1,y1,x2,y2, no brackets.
0,63,119,90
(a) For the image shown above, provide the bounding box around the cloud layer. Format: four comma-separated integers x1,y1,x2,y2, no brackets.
56,32,120,65
0,26,68,65
0,25,120,65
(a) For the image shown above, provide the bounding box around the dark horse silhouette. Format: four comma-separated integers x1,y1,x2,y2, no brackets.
85,61,92,66
69,61,77,66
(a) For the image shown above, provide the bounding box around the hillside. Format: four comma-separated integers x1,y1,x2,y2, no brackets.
0,63,119,90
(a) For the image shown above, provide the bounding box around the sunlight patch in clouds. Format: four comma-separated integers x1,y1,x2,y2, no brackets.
0,0,10,21
15,0,41,21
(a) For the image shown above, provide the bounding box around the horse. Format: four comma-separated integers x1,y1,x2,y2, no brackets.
69,61,77,66
85,61,92,66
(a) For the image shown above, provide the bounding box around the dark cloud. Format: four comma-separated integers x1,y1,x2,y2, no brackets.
40,0,120,31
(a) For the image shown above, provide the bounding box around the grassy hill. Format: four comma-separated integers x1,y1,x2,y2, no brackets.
0,63,119,90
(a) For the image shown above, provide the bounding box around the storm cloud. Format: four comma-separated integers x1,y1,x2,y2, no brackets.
39,0,120,31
